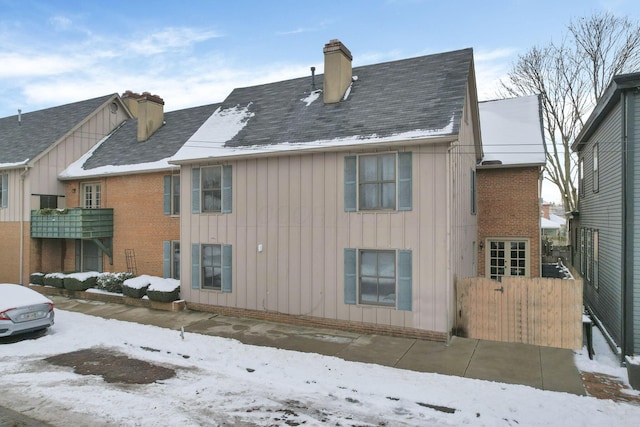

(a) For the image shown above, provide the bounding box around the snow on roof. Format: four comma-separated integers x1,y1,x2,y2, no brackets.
549,213,566,225
60,132,176,179
479,95,546,167
541,217,561,229
0,159,29,170
171,104,455,163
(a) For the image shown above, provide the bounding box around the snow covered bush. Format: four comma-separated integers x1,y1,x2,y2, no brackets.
44,273,65,288
30,272,45,285
96,272,134,293
63,272,100,291
122,275,153,298
146,278,180,302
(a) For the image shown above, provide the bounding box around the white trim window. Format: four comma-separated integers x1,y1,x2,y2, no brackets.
487,239,529,280
359,250,396,306
164,175,180,215
344,152,412,212
191,165,232,214
0,173,7,208
191,243,232,292
344,248,412,311
82,182,101,209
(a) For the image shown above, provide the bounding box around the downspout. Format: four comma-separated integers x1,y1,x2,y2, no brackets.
19,165,30,285
621,89,631,361
446,142,455,341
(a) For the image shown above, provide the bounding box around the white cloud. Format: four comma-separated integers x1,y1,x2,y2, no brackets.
49,15,73,31
127,27,221,55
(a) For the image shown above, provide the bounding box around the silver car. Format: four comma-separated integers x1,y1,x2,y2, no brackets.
0,284,55,337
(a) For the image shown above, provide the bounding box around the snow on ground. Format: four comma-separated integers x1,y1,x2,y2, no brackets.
2,309,640,427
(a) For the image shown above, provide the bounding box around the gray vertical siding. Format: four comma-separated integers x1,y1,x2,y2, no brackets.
578,101,624,346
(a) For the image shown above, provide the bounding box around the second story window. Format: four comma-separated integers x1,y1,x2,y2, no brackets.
0,173,7,208
164,175,180,215
593,143,599,193
359,154,396,210
202,166,222,212
191,165,232,214
344,152,412,212
82,182,101,208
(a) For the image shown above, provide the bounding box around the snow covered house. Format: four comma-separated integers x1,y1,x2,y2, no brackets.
571,72,640,361
0,94,130,285
169,40,482,340
477,95,546,278
57,92,219,278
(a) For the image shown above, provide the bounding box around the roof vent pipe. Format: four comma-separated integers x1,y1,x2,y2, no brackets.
311,66,316,91
18,109,21,126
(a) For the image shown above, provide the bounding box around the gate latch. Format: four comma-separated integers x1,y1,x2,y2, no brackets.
494,286,504,293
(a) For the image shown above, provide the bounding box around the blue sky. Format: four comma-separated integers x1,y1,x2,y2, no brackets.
1,0,637,118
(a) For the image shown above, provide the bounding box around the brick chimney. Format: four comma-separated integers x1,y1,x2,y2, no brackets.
323,39,352,104
541,203,550,219
121,91,165,142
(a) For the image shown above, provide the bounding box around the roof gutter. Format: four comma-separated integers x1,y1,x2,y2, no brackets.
169,135,459,165
19,165,31,285
476,162,546,170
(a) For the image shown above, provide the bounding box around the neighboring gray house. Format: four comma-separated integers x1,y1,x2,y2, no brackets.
571,72,640,360
170,40,482,340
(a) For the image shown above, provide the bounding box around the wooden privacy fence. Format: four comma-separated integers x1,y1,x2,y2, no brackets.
456,276,583,350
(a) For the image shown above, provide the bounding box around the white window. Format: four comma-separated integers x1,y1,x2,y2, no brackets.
0,173,7,208
359,154,397,210
344,152,412,212
82,182,101,209
487,239,529,279
359,250,396,306
202,244,223,290
171,241,180,280
201,167,223,213
593,230,599,290
593,144,599,193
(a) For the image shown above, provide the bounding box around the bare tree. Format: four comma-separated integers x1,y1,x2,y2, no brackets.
500,12,640,212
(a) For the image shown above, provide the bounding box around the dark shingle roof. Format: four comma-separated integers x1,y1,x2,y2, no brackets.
0,94,116,166
82,103,220,169
222,48,472,147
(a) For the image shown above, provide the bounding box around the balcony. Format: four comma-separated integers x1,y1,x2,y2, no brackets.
31,208,114,239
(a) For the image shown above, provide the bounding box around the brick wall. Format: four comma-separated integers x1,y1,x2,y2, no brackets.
477,166,541,277
0,222,21,283
63,172,180,276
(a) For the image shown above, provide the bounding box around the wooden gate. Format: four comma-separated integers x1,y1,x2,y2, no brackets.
456,276,583,349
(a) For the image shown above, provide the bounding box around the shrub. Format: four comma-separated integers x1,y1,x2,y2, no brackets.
122,275,153,298
146,288,180,302
96,272,134,294
44,273,65,288
146,278,180,302
63,272,99,291
30,272,45,285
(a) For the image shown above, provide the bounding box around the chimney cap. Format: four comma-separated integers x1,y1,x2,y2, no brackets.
122,90,164,105
323,39,352,60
